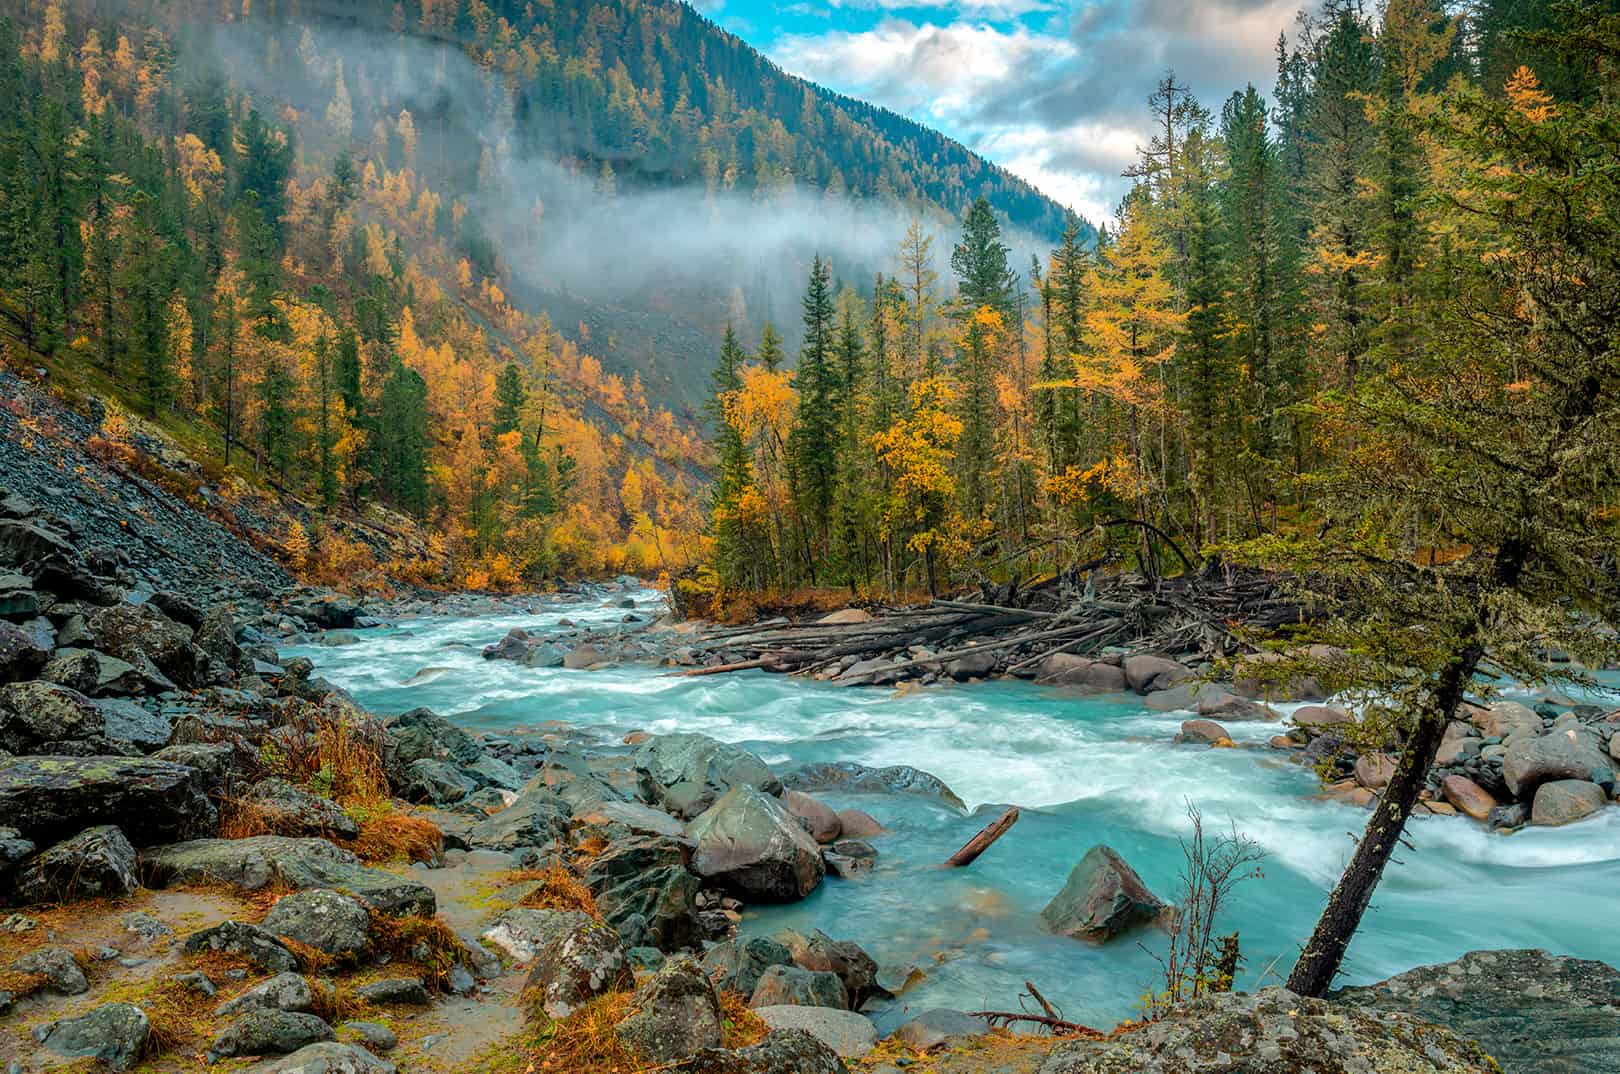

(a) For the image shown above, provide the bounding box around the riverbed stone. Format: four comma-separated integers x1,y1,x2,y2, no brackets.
834,809,884,838
702,936,795,997
782,791,842,844
523,913,632,1018
261,889,372,958
1040,845,1166,942
750,965,846,1009
1531,779,1608,826
33,1002,150,1071
772,928,884,1009
0,681,106,751
1196,693,1275,721
12,944,90,994
891,1009,991,1050
1440,775,1498,820
262,1042,398,1073
637,733,783,819
1175,719,1228,745
754,1007,878,1059
1354,753,1398,790
216,972,316,1016
1502,726,1613,799
670,1028,850,1073
1471,700,1542,740
209,1009,335,1060
141,836,435,916
1293,705,1352,732
616,956,724,1062
465,785,572,850
689,785,824,901
1123,655,1190,694
583,833,703,951
1036,654,1127,692
0,620,48,682
0,754,215,846
247,777,361,839
12,824,138,904
1334,948,1620,1074
781,761,964,811
1039,986,1498,1074
354,977,432,1006
183,920,300,974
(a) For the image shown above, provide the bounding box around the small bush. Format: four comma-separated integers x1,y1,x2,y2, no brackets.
366,912,462,992
341,809,443,866
514,862,597,916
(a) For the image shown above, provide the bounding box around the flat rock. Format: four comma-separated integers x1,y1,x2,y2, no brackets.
0,754,215,847
780,762,964,811
33,1002,150,1072
141,836,435,916
637,733,783,819
754,1007,878,1059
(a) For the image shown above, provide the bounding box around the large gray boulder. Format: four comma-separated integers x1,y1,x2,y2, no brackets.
0,681,106,752
12,824,138,904
702,936,796,998
465,785,571,850
0,754,215,846
208,1009,335,1060
780,762,964,811
669,1028,849,1073
1040,846,1167,942
770,928,885,1009
216,972,317,1016
1502,727,1612,799
1531,779,1609,826
688,786,824,901
41,648,172,698
1333,948,1620,1074
33,1003,150,1072
140,836,435,916
94,698,173,752
637,733,783,819
754,1008,878,1060
87,602,198,687
246,778,361,839
584,833,703,951
183,920,300,974
480,907,591,964
261,1042,397,1073
1038,987,1497,1074
261,889,373,958
11,945,90,995
749,965,845,1010
1035,654,1128,692
522,913,632,1019
615,956,724,1062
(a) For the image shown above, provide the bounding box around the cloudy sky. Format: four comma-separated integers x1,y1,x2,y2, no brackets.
696,0,1300,226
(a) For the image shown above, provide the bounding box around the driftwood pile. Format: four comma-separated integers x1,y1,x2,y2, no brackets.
678,566,1311,685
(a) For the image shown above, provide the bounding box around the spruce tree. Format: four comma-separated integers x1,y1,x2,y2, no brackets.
790,255,838,575
493,362,527,437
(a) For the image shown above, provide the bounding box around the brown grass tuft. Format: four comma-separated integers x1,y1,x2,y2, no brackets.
307,977,369,1024
522,989,638,1068
341,810,444,865
217,796,278,840
277,935,335,975
718,990,769,1048
513,863,598,916
366,912,463,992
572,833,611,859
0,970,49,1000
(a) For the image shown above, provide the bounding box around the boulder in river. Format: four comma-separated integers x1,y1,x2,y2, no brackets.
12,824,138,904
0,754,215,846
1122,654,1190,694
688,785,825,901
834,809,884,838
637,733,783,819
1175,719,1229,746
780,761,965,812
1040,846,1167,942
1530,779,1608,826
1502,726,1612,799
1440,775,1498,821
771,928,885,1009
584,833,703,951
1035,653,1127,692
782,791,842,844
702,936,796,997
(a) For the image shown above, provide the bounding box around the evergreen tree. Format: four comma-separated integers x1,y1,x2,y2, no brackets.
789,255,838,573
376,358,430,514
493,361,527,437
950,196,1016,316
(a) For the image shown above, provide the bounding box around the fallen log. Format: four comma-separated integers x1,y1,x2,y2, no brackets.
967,1009,1101,1037
943,806,1019,867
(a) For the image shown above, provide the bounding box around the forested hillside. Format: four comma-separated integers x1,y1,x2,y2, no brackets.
699,0,1620,605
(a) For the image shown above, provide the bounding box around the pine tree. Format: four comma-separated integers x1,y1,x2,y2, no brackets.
950,197,1016,316
789,255,838,575
376,357,430,514
756,321,784,371
493,361,527,437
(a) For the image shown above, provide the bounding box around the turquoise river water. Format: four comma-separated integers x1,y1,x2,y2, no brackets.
289,591,1620,1027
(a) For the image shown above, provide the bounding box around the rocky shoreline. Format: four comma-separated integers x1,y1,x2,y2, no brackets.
2,483,1618,1071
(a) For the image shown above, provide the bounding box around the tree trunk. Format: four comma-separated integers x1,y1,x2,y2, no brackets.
944,807,1019,868
1284,639,1483,997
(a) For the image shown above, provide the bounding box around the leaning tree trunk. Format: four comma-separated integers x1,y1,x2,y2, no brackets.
1285,639,1484,997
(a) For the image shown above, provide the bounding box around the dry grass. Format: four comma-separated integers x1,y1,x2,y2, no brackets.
365,912,463,992
278,934,336,975
513,863,598,916
0,970,49,1000
340,809,444,865
307,977,369,1024
718,990,768,1048
91,965,236,1060
217,795,278,840
572,833,611,859
258,701,389,805
523,989,638,1071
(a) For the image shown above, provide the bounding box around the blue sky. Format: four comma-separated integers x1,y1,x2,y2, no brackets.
693,0,1298,226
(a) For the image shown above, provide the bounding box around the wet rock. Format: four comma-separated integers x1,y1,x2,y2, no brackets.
574,799,688,840
782,791,841,844
584,834,703,951
465,785,571,850
262,1042,398,1073
0,754,215,847
563,643,611,669
93,698,172,751
386,708,484,769
637,733,783,819
261,889,372,958
1123,655,1190,694
195,607,242,667
890,1009,991,1050
481,908,591,964
284,591,363,630
209,1009,335,1060
1334,948,1620,1074
780,762,964,811
1040,845,1167,943
523,913,632,1019
341,1021,398,1052
1440,775,1498,821
1038,986,1497,1074
33,1002,149,1072
1196,693,1275,721
12,824,138,904
42,648,172,698
87,602,198,687
772,928,884,1009
0,572,40,619
1354,753,1398,789
0,681,105,751
141,836,435,916
669,1028,850,1073
400,758,475,804
247,778,361,839
11,945,90,994
702,936,796,997
616,956,724,1062
834,810,884,838
943,649,998,680
688,785,825,901
1175,719,1228,745
750,965,846,1009
216,972,316,1016
0,620,48,683
1036,654,1127,692
1531,779,1608,826
1471,701,1542,740
354,977,432,1006
1292,705,1353,731
1502,726,1612,799
1436,720,1482,765
755,1008,877,1059
183,920,301,974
